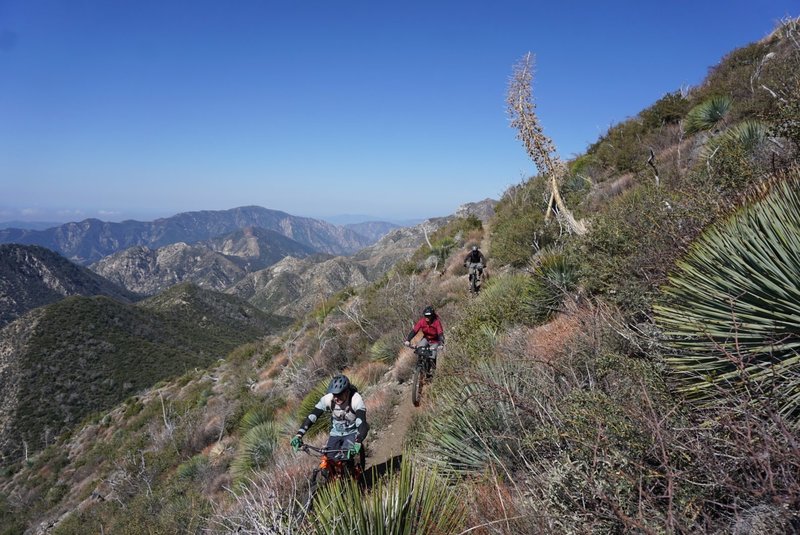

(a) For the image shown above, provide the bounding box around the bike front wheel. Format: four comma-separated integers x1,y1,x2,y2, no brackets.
299,468,329,520
411,366,423,406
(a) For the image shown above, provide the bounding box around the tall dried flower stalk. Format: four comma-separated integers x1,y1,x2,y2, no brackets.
507,53,586,235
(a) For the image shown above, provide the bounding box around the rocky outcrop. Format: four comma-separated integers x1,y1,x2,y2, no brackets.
229,255,371,318
90,243,246,296
91,227,317,296
454,198,498,223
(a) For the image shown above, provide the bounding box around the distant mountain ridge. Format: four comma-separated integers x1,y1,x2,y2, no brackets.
344,221,400,242
0,206,372,264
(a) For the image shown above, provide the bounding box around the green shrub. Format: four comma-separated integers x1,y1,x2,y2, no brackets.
577,183,715,314
410,215,483,266
368,334,397,363
587,119,649,174
490,177,560,267
701,120,771,191
640,91,692,129
417,359,541,475
449,274,537,358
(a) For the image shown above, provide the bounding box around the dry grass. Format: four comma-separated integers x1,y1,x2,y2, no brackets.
392,349,417,384
524,307,589,361
351,361,391,388
363,383,397,436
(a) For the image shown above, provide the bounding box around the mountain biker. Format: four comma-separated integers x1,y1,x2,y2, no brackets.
463,246,486,285
404,306,445,369
291,374,369,467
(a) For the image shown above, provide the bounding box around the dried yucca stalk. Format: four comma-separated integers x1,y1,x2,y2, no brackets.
507,53,587,235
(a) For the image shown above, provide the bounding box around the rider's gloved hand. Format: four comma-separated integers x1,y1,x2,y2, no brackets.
347,442,362,459
403,340,410,347
290,434,302,452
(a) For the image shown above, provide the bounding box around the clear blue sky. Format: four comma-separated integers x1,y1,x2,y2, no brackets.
1,1,797,224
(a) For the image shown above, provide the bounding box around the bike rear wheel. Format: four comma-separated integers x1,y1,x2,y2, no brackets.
411,366,423,406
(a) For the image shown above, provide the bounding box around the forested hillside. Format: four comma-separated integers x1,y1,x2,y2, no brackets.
2,17,799,535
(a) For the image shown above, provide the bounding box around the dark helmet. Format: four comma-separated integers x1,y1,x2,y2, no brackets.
327,374,350,395
423,305,435,318
472,245,478,251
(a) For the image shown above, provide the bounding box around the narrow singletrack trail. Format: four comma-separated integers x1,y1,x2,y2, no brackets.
365,381,417,468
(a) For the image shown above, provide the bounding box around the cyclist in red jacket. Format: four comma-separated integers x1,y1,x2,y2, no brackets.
404,306,445,368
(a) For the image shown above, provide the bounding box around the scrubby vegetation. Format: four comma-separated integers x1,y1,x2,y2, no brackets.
3,17,800,535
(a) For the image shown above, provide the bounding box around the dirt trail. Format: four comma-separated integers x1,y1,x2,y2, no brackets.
365,381,418,468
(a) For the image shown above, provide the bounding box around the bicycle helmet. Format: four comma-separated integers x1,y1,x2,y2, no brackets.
327,374,350,395
423,305,435,318
472,246,478,251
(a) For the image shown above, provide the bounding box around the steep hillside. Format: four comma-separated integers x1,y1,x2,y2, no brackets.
0,285,290,463
0,244,138,328
0,206,371,264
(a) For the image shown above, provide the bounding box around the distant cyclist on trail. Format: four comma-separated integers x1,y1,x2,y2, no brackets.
463,245,486,281
291,374,369,465
404,305,445,366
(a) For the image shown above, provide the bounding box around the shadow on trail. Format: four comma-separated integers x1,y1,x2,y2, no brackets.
362,454,403,489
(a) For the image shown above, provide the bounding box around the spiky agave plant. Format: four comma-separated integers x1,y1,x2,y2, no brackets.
526,251,579,323
701,119,770,160
308,458,464,534
419,359,540,475
684,95,732,134
655,173,800,423
231,422,279,485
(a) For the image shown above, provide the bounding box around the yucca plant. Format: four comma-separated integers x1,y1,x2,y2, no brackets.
238,405,274,434
701,119,769,160
308,458,464,534
418,359,539,475
655,174,800,423
368,335,396,363
526,251,579,323
231,422,278,484
176,454,210,482
684,95,732,134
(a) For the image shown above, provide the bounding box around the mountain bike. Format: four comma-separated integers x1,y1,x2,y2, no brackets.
410,343,438,407
465,262,484,294
295,440,365,521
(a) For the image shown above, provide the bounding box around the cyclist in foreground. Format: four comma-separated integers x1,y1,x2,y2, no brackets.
291,374,369,467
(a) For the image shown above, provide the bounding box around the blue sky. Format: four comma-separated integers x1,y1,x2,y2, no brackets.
1,1,797,224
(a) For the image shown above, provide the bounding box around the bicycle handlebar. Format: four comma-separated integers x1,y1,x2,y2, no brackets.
298,442,351,456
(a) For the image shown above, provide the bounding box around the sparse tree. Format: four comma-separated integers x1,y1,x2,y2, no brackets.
507,52,587,235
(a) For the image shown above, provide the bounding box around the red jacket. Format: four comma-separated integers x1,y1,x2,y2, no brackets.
408,317,444,344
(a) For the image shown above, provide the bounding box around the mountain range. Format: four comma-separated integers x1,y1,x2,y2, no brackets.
0,206,374,264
